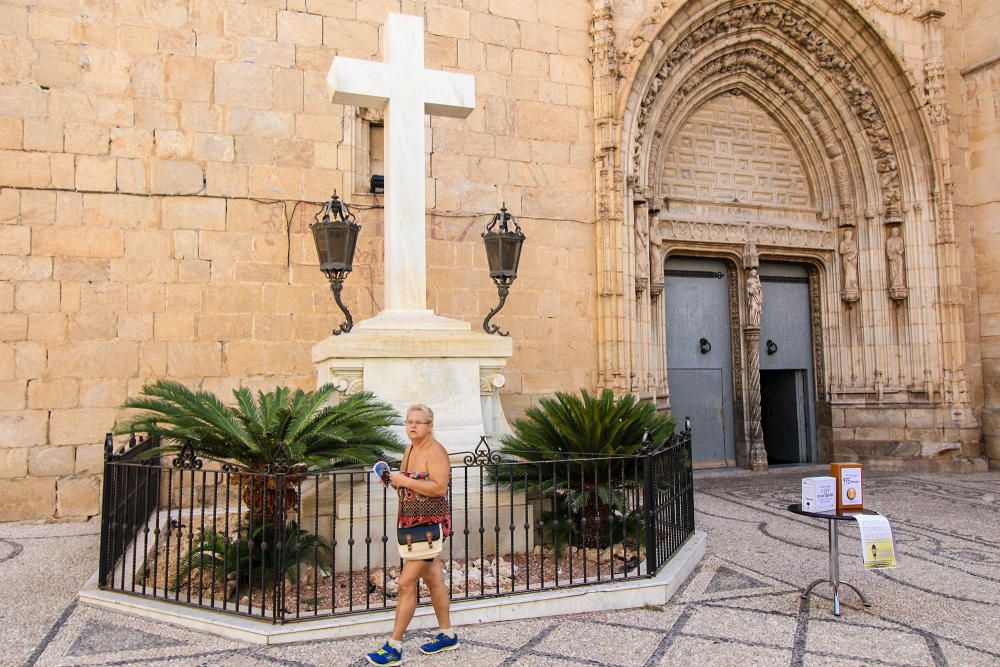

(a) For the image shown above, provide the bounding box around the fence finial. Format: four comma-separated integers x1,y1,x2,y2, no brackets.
463,435,501,466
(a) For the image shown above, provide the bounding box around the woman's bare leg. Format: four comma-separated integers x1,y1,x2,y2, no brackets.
424,556,452,630
391,559,429,641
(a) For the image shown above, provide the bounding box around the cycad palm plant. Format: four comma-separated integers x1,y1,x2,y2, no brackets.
117,380,404,518
494,389,673,547
171,520,330,600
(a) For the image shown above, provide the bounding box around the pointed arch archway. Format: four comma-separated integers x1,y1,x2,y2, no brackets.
591,0,977,468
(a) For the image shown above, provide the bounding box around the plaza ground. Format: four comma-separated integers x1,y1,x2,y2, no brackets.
3,467,998,666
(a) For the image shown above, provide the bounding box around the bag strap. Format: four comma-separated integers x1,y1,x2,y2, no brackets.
401,444,427,475
401,444,412,474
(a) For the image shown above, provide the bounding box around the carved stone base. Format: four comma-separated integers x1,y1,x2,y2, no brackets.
749,437,768,472
841,288,859,303
313,314,513,456
889,286,907,301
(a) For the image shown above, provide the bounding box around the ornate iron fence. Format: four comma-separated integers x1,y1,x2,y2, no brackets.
98,429,694,624
642,424,695,572
98,433,161,588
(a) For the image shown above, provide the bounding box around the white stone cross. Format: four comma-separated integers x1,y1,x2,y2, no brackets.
327,13,475,317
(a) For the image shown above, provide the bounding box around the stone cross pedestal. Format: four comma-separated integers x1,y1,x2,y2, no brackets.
316,13,512,455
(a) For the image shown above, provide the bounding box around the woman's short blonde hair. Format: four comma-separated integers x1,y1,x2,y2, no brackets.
406,403,434,425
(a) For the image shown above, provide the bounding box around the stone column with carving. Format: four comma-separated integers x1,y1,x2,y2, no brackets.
743,248,767,471
591,0,630,392
919,2,974,420
745,326,767,471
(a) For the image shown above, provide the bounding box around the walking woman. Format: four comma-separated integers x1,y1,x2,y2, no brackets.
366,404,458,665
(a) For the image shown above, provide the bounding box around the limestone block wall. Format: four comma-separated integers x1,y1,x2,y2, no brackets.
0,0,598,521
958,0,1000,464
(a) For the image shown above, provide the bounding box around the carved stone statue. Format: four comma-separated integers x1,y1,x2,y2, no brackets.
839,228,860,303
747,268,762,328
649,219,664,294
635,214,649,289
886,225,906,300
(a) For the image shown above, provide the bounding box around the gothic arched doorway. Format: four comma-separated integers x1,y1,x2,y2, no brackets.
594,0,977,470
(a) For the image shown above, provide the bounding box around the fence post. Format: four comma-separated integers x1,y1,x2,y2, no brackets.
685,430,695,533
642,451,658,575
272,470,287,624
98,433,114,587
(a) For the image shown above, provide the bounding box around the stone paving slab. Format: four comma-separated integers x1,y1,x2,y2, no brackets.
2,470,999,666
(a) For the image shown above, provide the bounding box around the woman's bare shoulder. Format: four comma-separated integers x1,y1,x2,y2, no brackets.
428,439,451,462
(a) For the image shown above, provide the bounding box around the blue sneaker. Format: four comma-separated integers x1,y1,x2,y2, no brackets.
366,641,403,666
419,632,459,655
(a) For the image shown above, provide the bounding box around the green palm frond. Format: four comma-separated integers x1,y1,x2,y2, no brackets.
490,388,673,548
502,389,672,460
116,380,405,472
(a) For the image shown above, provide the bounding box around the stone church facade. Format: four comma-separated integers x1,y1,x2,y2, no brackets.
1,0,997,520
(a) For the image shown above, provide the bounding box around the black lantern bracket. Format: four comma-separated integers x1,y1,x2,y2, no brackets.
482,204,525,336
310,192,360,335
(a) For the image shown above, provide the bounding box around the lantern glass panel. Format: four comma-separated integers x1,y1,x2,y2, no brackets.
500,236,522,274
312,225,331,264
484,233,502,275
327,222,350,271
343,223,358,271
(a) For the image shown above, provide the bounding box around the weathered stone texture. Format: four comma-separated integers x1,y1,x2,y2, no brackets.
0,478,55,522
49,409,118,447
961,0,1000,465
74,444,104,475
661,95,810,206
27,445,75,477
56,475,102,518
0,410,48,448
0,449,28,479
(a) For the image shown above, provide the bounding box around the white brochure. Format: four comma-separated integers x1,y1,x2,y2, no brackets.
853,514,897,570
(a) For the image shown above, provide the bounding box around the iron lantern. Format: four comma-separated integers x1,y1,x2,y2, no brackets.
310,192,360,335
481,204,525,336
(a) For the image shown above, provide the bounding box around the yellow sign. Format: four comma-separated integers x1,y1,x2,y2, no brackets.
853,514,897,570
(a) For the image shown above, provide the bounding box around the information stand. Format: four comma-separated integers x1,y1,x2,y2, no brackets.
787,503,879,616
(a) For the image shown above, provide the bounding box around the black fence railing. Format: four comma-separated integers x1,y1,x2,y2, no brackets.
98,429,694,624
99,433,161,588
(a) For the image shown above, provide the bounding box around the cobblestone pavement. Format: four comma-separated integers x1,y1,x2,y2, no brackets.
3,469,999,666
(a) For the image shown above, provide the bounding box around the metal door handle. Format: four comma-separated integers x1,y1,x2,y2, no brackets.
699,338,711,354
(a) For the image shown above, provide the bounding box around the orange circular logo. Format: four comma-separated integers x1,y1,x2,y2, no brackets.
846,488,857,500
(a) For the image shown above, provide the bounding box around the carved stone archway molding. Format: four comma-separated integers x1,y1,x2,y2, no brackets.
645,50,866,218
630,3,905,222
